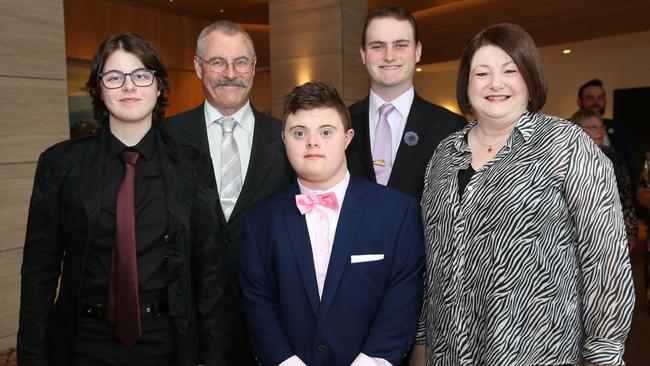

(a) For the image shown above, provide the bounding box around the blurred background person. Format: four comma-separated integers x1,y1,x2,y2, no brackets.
571,109,638,251
18,33,224,366
414,23,634,366
637,152,650,307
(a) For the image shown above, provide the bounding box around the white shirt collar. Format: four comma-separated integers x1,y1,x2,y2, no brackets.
369,87,415,119
204,100,254,135
297,171,350,209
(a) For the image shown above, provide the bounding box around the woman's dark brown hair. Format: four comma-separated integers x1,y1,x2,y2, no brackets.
86,32,171,125
456,23,547,116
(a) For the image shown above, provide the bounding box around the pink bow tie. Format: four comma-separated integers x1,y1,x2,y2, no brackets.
295,192,339,215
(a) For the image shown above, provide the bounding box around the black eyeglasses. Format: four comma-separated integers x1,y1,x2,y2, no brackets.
195,56,255,74
99,68,157,89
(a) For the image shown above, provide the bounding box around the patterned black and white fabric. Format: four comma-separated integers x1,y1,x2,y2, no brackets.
417,111,634,365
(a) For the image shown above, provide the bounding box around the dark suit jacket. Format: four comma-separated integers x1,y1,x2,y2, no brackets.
165,103,293,363
18,125,225,366
237,177,425,366
347,94,466,199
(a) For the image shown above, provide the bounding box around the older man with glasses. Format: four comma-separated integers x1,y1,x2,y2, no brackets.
165,20,293,366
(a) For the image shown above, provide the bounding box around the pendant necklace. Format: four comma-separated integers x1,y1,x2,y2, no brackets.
472,131,509,153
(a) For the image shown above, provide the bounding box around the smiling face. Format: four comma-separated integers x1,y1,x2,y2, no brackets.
283,107,354,190
468,44,529,126
100,50,159,127
194,30,255,116
580,115,605,146
360,17,421,101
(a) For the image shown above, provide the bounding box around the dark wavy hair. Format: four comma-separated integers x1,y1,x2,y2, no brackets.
86,32,171,125
457,23,547,116
282,81,351,130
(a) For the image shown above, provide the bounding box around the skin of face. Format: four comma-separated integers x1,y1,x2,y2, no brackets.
360,17,422,101
194,31,255,116
282,107,355,190
101,50,159,126
468,44,529,127
580,115,605,146
578,85,606,115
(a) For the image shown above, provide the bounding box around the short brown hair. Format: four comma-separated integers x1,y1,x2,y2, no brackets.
282,81,351,130
361,6,418,49
86,32,170,125
456,23,547,116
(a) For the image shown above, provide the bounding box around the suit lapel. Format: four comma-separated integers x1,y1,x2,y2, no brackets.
317,178,364,328
389,95,434,186
283,184,320,316
350,97,376,182
79,129,108,240
182,104,211,156
157,128,193,232
230,108,281,220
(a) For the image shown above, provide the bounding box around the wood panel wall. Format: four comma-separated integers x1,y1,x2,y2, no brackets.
64,0,271,115
0,0,69,353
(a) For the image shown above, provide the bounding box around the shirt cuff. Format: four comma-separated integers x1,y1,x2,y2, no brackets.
279,355,308,366
350,353,393,366
583,336,626,365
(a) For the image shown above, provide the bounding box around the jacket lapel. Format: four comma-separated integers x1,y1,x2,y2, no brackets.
283,184,320,316
317,177,364,328
182,104,211,156
79,129,107,241
157,128,193,233
350,97,376,182
389,94,434,186
230,108,282,220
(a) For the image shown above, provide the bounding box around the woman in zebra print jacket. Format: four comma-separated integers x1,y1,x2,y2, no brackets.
414,23,634,366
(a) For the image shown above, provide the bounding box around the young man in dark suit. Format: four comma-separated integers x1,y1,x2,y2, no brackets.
238,82,424,366
165,20,293,366
347,6,466,199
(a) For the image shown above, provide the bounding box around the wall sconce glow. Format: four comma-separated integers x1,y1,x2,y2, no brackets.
442,102,459,114
416,67,422,72
562,49,572,54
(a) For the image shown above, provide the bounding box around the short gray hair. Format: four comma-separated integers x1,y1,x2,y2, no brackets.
196,20,256,58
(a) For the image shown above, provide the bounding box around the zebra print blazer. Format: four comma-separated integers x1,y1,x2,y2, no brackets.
417,111,634,365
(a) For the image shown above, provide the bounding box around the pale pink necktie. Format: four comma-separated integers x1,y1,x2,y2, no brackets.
373,103,395,185
295,192,339,214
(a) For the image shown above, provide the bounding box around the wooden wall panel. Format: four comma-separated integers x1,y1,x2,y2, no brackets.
0,249,22,343
0,164,36,253
0,0,66,79
0,77,70,164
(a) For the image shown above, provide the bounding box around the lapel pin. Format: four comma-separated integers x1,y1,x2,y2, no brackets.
404,131,419,146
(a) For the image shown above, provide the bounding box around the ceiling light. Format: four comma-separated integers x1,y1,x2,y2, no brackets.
416,67,422,72
562,49,572,54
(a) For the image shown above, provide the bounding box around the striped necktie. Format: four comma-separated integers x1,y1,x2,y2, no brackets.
219,116,242,221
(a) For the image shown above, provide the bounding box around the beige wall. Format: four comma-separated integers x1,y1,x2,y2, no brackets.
0,0,69,353
414,30,650,120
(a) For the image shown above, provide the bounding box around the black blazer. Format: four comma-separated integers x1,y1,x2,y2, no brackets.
165,103,293,363
347,94,466,199
18,125,225,366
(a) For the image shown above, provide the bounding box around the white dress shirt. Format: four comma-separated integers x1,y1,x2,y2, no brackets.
368,87,414,162
204,100,255,196
280,172,391,366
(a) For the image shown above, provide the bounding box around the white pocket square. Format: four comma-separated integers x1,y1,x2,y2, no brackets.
350,254,384,263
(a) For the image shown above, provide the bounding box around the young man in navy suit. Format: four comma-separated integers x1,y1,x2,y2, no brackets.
238,81,424,366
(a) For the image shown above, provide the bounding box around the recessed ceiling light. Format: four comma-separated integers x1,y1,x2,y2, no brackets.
416,67,422,72
562,49,572,54
220,9,224,13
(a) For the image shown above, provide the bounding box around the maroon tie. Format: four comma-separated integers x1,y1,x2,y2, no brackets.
107,150,141,347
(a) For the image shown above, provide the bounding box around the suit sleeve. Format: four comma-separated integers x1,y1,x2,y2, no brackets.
18,152,65,366
237,214,296,366
564,132,634,365
361,199,425,365
191,157,228,365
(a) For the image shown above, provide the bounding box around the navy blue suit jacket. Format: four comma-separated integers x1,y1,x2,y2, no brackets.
237,176,424,366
